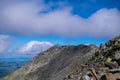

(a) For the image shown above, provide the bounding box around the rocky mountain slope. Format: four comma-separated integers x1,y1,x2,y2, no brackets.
63,36,120,80
1,44,98,80
1,36,120,80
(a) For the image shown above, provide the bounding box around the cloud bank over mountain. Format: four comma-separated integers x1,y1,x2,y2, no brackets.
0,1,120,38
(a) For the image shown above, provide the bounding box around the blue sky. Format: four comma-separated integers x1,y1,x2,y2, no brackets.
0,0,120,56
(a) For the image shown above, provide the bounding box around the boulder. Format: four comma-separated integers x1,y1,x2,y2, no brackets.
115,51,120,66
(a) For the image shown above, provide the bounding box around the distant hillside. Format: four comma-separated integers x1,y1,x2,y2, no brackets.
1,36,120,80
0,57,30,78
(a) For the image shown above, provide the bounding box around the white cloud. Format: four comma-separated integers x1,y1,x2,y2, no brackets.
14,41,53,55
0,1,120,38
0,35,11,53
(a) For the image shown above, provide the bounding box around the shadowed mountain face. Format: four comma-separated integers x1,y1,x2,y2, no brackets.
1,44,98,80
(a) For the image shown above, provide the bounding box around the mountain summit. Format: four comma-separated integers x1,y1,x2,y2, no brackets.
1,36,120,80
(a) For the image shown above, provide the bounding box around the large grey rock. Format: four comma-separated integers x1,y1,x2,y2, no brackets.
82,75,93,80
115,51,120,60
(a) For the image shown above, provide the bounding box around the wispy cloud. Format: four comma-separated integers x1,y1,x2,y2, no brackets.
0,35,53,56
0,35,12,53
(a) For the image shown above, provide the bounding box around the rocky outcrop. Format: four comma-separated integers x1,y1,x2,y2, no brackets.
64,36,120,80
